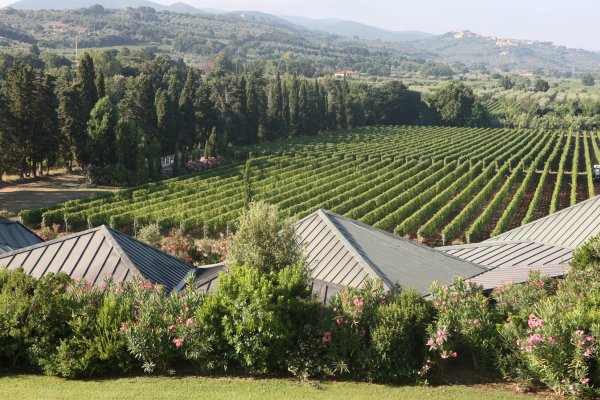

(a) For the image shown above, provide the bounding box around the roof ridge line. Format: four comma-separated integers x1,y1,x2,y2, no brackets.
320,209,488,272
104,225,196,268
0,225,103,258
438,239,575,252
98,225,143,277
316,209,394,289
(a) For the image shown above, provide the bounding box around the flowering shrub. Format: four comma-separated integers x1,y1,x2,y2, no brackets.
425,277,499,372
498,299,597,396
120,278,204,373
43,279,134,377
494,268,600,395
185,156,227,173
160,229,196,264
35,223,62,241
325,280,388,377
194,237,227,265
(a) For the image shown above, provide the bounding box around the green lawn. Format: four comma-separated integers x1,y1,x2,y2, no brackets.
0,375,534,400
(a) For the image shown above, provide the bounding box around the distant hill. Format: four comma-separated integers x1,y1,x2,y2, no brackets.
282,16,432,42
413,30,600,73
4,0,223,13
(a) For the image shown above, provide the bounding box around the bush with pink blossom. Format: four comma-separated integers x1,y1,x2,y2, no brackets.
425,277,499,372
496,269,600,396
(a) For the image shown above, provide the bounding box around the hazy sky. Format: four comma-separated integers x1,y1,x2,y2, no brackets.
2,0,599,51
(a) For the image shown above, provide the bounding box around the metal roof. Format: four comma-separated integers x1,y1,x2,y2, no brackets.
469,264,571,291
296,210,488,295
0,219,43,254
0,225,194,292
483,194,600,249
438,241,573,269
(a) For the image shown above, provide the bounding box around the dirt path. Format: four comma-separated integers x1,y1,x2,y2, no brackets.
0,173,116,216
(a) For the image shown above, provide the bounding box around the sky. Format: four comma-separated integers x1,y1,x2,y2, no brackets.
1,0,598,51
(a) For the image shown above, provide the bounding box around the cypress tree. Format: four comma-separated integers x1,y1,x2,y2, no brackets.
179,68,197,148
58,85,88,169
95,70,105,99
298,80,308,134
269,72,283,139
289,75,300,136
205,127,217,158
76,53,98,118
246,73,259,144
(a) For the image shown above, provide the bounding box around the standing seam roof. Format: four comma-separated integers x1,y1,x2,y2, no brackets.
0,225,194,292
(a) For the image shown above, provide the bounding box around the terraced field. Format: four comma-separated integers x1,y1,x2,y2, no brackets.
21,126,598,245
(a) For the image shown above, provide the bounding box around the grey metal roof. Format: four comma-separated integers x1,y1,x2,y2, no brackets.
296,209,488,295
468,264,571,291
483,194,600,249
0,219,43,254
438,241,573,269
438,241,573,290
0,225,194,292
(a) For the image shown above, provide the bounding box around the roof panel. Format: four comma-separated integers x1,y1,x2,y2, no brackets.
0,225,194,292
485,195,600,249
296,210,487,295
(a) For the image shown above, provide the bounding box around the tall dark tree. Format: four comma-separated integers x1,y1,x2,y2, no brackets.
269,72,283,139
58,85,88,168
119,74,157,140
230,75,248,144
298,80,308,134
4,63,43,177
95,70,105,99
289,75,300,136
179,68,197,148
76,53,98,118
246,73,259,144
195,79,220,145
88,96,117,167
155,88,177,153
36,74,59,175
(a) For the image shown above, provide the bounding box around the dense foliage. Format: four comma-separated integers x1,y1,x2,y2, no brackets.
1,45,479,184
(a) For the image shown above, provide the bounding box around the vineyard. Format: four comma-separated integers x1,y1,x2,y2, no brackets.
21,126,599,245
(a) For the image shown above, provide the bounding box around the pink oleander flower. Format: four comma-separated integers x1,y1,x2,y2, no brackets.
451,352,457,358
322,331,332,343
548,336,555,345
435,337,444,346
168,325,175,333
437,329,448,338
119,322,127,333
582,378,590,384
185,318,193,326
173,338,184,348
426,338,434,346
441,353,449,359
353,297,364,308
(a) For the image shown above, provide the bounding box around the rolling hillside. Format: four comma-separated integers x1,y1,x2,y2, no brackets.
280,16,432,43
2,2,600,73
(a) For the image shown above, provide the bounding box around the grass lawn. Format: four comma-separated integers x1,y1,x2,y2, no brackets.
0,375,538,400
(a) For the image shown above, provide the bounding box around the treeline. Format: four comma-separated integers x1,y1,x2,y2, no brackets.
0,47,488,185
